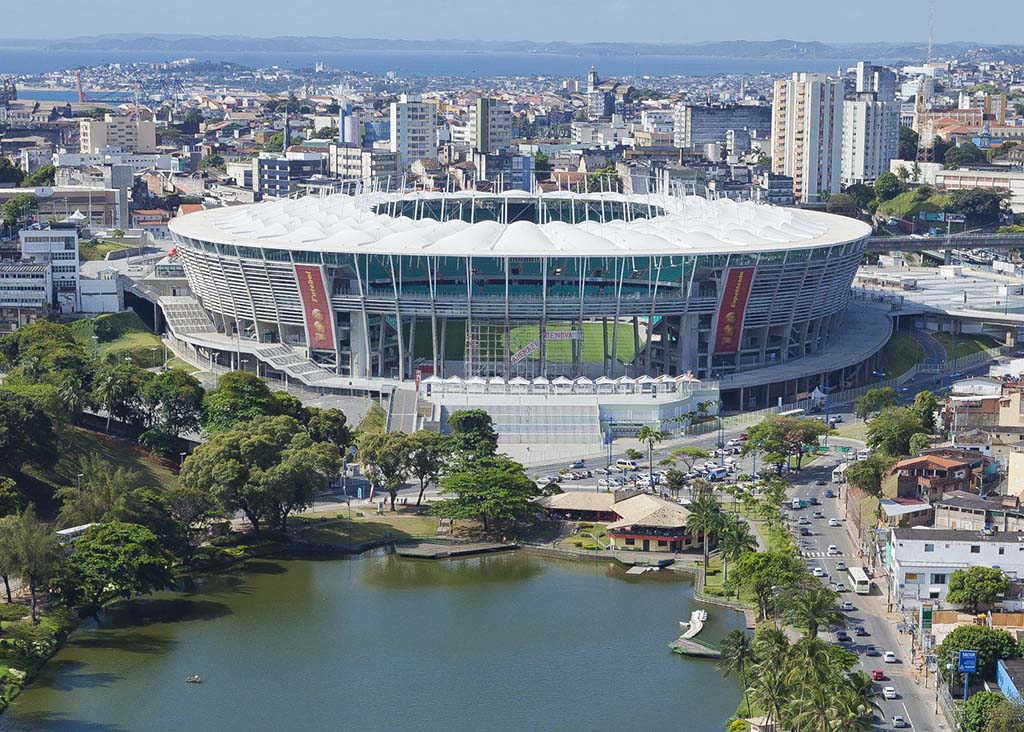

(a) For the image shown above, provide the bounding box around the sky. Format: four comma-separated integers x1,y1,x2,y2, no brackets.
4,0,1024,44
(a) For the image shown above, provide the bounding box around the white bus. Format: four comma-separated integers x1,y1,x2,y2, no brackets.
778,408,806,418
832,462,850,484
848,566,871,595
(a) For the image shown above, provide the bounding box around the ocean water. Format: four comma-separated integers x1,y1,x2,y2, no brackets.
0,47,857,78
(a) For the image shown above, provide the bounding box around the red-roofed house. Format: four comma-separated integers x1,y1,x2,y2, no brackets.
884,455,973,502
131,209,172,239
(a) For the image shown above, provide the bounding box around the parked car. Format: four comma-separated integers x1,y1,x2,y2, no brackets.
830,414,844,423
871,669,886,681
739,432,749,440
597,479,615,488
726,438,744,447
883,687,897,700
892,715,908,728
883,651,897,663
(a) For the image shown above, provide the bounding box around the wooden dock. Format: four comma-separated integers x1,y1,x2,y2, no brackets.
395,541,517,559
669,609,720,658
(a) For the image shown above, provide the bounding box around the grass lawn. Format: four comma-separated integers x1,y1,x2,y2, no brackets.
71,312,164,367
165,356,200,373
931,332,1000,360
880,332,924,376
291,512,440,546
702,556,757,605
79,240,132,261
558,523,610,550
20,426,181,504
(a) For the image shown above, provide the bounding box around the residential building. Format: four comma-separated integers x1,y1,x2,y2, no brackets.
327,144,399,186
757,173,795,206
587,90,614,121
390,94,436,170
855,61,897,102
672,103,771,149
55,151,173,171
841,92,900,186
933,491,1024,533
884,454,974,502
886,527,1024,606
468,98,512,154
18,221,79,313
79,114,157,154
879,498,933,527
771,73,843,204
252,151,326,198
131,209,173,239
0,262,51,334
472,150,535,192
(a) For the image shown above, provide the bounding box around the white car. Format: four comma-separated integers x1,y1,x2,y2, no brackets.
892,715,908,728
827,544,840,555
813,567,826,577
828,518,841,527
882,686,898,700
835,561,847,572
597,479,615,488
840,601,854,611
883,651,898,663
726,438,744,447
834,581,847,593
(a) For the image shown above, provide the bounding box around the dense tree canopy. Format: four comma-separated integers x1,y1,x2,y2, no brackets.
726,549,803,620
446,409,499,459
436,455,539,531
202,371,278,433
742,415,830,471
854,387,898,420
865,406,927,456
946,566,1010,613
945,188,1008,226
0,390,58,476
873,172,904,202
936,625,1019,681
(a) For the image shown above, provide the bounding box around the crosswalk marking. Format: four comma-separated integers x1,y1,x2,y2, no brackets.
801,551,850,558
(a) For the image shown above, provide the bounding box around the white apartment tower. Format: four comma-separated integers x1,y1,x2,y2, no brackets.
771,73,843,204
389,94,436,170
79,114,157,154
468,98,513,154
841,92,900,186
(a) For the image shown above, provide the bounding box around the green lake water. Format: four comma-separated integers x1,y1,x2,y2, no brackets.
4,552,742,732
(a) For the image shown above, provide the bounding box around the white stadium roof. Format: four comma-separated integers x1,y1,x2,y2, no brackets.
169,191,871,257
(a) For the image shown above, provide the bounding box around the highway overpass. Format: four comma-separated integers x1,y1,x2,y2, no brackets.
867,231,1024,253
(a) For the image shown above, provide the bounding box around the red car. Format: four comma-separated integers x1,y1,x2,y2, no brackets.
871,669,885,681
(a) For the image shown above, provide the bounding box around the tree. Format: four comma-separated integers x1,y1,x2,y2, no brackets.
56,456,142,527
358,402,387,435
719,516,757,587
7,505,61,622
23,164,56,187
669,446,710,474
61,522,173,613
945,188,1008,226
688,494,722,571
946,567,1010,613
825,193,857,216
873,172,903,203
91,361,151,433
202,370,277,433
142,367,205,438
664,469,687,499
305,407,353,451
198,154,225,169
636,426,663,481
898,126,920,161
718,629,757,717
358,431,410,511
313,126,339,139
534,151,552,182
446,409,498,459
164,483,222,564
406,431,448,506
853,387,898,420
912,389,939,434
844,452,897,503
844,184,874,211
435,455,539,532
0,515,18,603
944,141,987,170
936,625,1019,682
0,389,58,475
964,691,1010,732
744,415,830,471
181,415,341,534
984,699,1024,732
908,432,932,455
784,587,843,639
727,550,802,620
0,158,26,188
865,406,927,456
1,193,37,228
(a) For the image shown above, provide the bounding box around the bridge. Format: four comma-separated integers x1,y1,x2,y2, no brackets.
866,232,1024,253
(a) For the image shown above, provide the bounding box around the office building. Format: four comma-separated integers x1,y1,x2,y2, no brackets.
471,150,535,192
468,98,513,154
19,222,80,313
0,262,51,334
79,114,157,154
55,151,173,171
841,92,900,186
672,103,771,148
252,151,326,199
389,94,436,170
855,62,897,102
771,73,843,204
327,144,399,186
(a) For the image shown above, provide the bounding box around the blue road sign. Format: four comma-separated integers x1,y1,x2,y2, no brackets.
959,650,978,674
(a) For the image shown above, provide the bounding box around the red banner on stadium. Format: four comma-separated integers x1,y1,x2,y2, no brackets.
295,264,335,351
713,267,754,354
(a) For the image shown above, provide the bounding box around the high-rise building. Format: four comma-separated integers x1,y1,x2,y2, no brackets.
79,114,157,154
672,103,771,148
389,94,436,170
468,98,512,154
855,62,897,102
19,222,80,313
252,151,326,198
771,73,843,204
842,91,900,186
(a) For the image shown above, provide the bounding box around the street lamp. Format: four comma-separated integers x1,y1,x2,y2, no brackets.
820,383,836,447
76,472,84,494
872,369,886,388
179,451,187,467
149,346,158,369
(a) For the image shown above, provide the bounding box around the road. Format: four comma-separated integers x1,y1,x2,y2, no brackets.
787,462,949,732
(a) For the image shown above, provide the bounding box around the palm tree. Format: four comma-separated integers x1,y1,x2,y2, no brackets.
835,671,882,732
749,661,789,729
719,517,757,588
687,494,722,571
636,426,663,485
783,587,844,639
718,630,757,716
752,626,790,660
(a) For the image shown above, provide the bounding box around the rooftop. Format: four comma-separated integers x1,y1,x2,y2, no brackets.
891,527,1024,543
169,191,870,258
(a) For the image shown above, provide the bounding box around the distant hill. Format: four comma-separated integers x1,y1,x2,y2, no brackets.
33,34,1022,62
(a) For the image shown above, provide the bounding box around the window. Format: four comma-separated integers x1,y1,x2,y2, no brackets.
999,547,1005,555
657,540,667,547
931,573,947,585
970,545,981,554
924,544,934,552
624,538,634,546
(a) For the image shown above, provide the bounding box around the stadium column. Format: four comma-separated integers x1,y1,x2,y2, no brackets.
504,259,511,377
632,316,641,377
602,318,610,374
353,254,372,379
609,258,623,378
539,258,547,376
575,257,585,378
388,255,404,381
427,256,439,377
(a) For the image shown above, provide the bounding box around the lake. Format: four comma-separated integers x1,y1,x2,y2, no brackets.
4,552,743,732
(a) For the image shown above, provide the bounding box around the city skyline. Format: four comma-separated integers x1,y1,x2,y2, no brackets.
2,0,1024,45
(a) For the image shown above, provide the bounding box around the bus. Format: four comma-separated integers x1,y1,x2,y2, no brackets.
778,408,806,418
848,566,871,595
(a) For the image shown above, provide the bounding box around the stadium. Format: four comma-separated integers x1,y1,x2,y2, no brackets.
166,189,874,416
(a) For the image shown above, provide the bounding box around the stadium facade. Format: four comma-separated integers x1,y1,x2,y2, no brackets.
168,190,871,387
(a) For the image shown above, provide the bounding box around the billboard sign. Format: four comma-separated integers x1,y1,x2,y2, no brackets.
713,267,754,353
958,650,978,674
919,211,945,222
945,213,967,224
295,264,336,351
544,330,582,341
510,339,539,365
